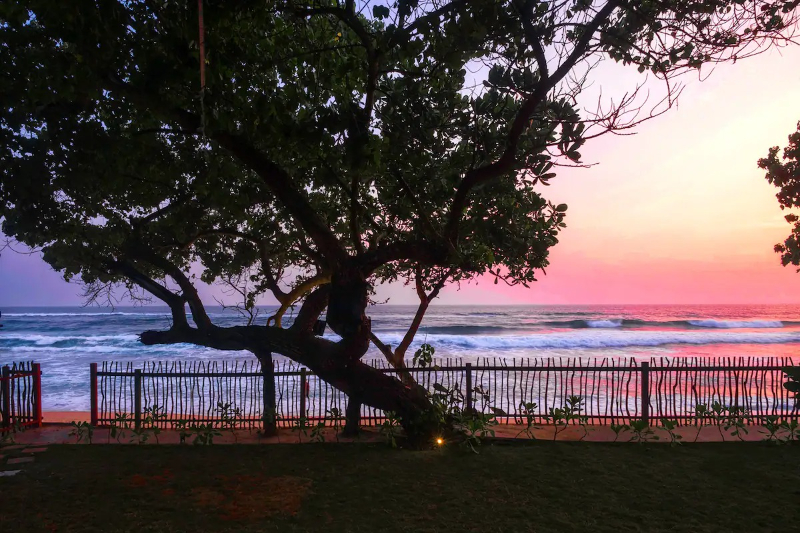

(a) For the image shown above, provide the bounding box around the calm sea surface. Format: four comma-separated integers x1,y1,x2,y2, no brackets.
2,304,800,410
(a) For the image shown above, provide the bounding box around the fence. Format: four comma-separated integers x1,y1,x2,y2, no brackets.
0,361,42,431
90,356,798,430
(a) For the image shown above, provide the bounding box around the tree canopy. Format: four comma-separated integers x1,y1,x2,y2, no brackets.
2,0,799,437
760,121,800,267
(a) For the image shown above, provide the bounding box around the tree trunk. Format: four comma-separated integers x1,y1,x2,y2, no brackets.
254,349,278,437
139,270,441,446
343,396,361,437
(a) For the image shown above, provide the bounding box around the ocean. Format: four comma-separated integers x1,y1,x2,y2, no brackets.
2,304,800,411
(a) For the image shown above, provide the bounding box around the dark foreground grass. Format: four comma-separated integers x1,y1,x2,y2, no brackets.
2,442,799,532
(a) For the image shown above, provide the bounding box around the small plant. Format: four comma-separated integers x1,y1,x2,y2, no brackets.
174,419,221,445
761,415,783,443
610,423,630,443
413,343,436,368
310,420,327,443
0,422,25,445
0,431,14,445
428,382,465,429
692,403,710,443
190,423,222,445
175,420,192,444
708,401,728,441
779,418,800,442
516,401,540,439
457,410,501,453
109,412,132,443
130,425,151,445
0,420,26,445
628,419,659,443
722,405,752,441
216,401,243,442
379,411,402,448
69,421,94,444
545,396,588,441
292,416,311,443
130,405,166,445
327,407,343,442
695,402,752,441
659,418,682,446
546,408,566,441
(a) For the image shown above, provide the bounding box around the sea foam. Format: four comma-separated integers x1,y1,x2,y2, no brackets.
687,320,784,328
375,330,800,350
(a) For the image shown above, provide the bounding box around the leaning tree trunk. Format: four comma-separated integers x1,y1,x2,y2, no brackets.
343,395,362,437
140,270,441,446
323,269,439,444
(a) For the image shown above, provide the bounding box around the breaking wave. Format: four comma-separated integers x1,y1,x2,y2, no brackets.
375,330,800,350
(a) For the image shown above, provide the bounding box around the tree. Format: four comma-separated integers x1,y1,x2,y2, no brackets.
760,121,800,268
2,0,798,442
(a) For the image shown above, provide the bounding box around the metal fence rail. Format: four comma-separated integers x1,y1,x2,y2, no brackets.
91,356,798,430
1,361,42,431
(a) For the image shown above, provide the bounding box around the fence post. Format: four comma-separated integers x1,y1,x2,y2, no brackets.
32,363,42,427
465,363,473,413
1,365,10,430
641,361,650,424
262,354,277,435
299,368,307,420
134,369,142,430
90,363,98,427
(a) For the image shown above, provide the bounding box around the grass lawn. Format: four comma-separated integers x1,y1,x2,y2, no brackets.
2,442,799,532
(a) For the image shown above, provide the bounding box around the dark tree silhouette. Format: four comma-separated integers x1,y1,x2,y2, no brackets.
2,0,798,441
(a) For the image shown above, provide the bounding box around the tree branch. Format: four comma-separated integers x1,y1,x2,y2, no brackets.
105,76,348,267
517,0,550,80
358,239,449,274
444,0,621,243
110,259,188,328
394,266,452,358
291,284,330,333
267,271,332,327
128,247,212,330
388,0,471,47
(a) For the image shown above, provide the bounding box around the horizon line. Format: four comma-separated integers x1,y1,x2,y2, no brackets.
3,303,800,308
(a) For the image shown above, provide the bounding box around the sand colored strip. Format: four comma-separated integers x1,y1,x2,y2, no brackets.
43,412,90,424
9,420,785,446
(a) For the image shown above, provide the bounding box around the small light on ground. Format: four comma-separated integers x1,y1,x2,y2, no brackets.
436,438,444,445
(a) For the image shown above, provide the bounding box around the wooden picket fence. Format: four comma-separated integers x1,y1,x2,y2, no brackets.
0,361,42,432
89,357,798,430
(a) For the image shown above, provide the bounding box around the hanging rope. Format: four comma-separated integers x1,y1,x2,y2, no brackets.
198,0,206,91
197,0,208,140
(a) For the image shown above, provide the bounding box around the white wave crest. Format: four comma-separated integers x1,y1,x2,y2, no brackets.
3,312,170,317
0,334,142,347
584,320,623,328
372,330,800,350
688,320,784,329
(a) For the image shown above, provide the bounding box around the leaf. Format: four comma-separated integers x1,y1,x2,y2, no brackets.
372,5,390,19
783,381,800,393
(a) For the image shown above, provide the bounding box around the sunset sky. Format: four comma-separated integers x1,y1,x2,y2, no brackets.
2,45,800,307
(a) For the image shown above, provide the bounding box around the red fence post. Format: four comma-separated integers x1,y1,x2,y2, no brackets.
1,365,10,430
90,363,98,426
32,363,42,427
